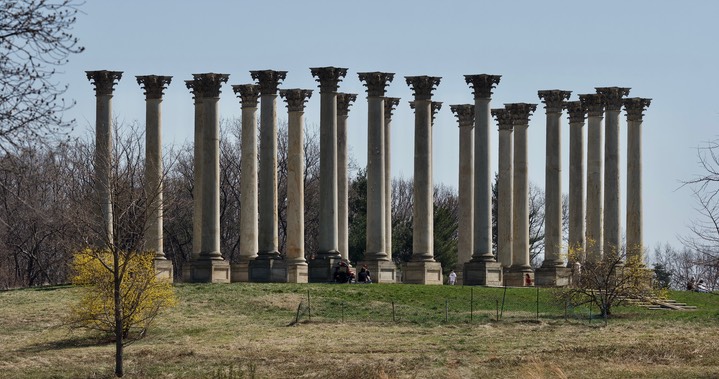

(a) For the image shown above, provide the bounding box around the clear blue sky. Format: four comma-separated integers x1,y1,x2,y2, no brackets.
59,0,719,257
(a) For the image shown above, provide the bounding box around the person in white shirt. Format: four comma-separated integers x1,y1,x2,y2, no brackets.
448,270,457,285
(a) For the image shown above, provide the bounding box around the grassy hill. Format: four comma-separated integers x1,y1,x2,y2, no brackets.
1,283,718,378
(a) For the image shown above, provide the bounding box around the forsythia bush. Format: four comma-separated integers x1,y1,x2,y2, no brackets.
69,249,177,340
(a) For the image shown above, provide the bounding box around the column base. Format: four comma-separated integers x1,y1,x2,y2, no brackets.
230,261,251,282
153,259,174,282
462,261,503,286
401,261,443,285
356,260,397,283
504,267,534,287
534,266,572,287
182,259,231,283
287,263,309,283
249,259,288,283
308,256,344,283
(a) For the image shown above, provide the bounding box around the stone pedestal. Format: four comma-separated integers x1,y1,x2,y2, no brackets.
308,256,344,283
230,261,251,282
249,259,288,283
534,266,572,287
357,260,397,283
153,259,174,280
288,264,309,283
463,261,503,286
401,261,443,285
183,259,231,283
504,268,534,287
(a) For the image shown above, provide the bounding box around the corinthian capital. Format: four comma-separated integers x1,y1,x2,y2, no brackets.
579,94,605,117
358,72,394,97
337,93,358,117
505,103,537,125
451,104,474,128
86,70,123,96
192,73,229,99
595,87,631,111
250,70,287,95
431,101,442,123
232,84,261,108
136,75,172,100
623,97,651,122
538,90,571,113
384,97,401,120
279,89,313,112
310,66,348,93
565,101,587,124
464,74,501,100
405,76,441,100
492,108,513,131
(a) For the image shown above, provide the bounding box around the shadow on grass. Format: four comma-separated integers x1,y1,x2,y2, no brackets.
18,334,104,353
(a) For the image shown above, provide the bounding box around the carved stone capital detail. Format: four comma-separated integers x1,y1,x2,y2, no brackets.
579,94,605,117
384,97,400,120
405,76,441,100
310,66,348,93
595,87,631,111
279,89,313,112
136,75,172,99
623,97,651,122
450,104,474,128
431,101,442,123
464,74,501,99
191,73,229,99
250,70,287,95
505,103,537,125
232,84,261,108
565,101,587,124
492,108,513,131
336,93,357,117
358,72,394,97
86,70,123,96
538,89,571,113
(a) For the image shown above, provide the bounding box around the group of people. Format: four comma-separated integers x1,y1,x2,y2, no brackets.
333,261,372,284
687,277,710,292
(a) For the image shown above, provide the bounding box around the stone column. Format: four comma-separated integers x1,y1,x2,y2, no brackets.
185,73,231,283
450,104,474,284
384,97,400,264
624,97,651,262
566,101,587,262
596,87,630,258
137,75,173,280
402,76,443,285
493,108,513,269
463,74,503,286
185,80,203,263
230,84,260,282
505,103,537,286
309,67,347,282
580,94,605,261
337,93,357,262
248,70,287,282
281,89,314,283
358,72,397,283
535,90,572,286
86,70,122,248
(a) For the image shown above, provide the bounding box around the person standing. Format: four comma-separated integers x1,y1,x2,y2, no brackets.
448,270,457,285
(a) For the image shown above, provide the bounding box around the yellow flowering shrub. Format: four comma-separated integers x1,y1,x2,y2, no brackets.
69,249,177,340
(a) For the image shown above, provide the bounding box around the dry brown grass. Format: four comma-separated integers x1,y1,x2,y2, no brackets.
1,285,719,378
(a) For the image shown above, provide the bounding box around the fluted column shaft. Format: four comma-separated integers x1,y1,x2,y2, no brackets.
384,98,399,262
566,101,587,260
581,94,605,261
494,109,513,268
233,84,260,262
186,81,204,259
451,105,475,267
507,103,536,270
539,90,571,267
137,75,172,259
337,93,356,260
597,87,630,257
312,67,347,258
624,98,651,262
87,71,122,247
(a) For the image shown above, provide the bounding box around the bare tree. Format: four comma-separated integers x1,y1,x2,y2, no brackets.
0,0,85,148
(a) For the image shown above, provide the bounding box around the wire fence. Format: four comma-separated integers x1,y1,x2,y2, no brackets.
289,286,603,326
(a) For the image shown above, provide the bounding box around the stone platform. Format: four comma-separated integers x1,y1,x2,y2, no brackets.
401,261,443,285
356,260,397,283
463,261,503,286
183,259,231,283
